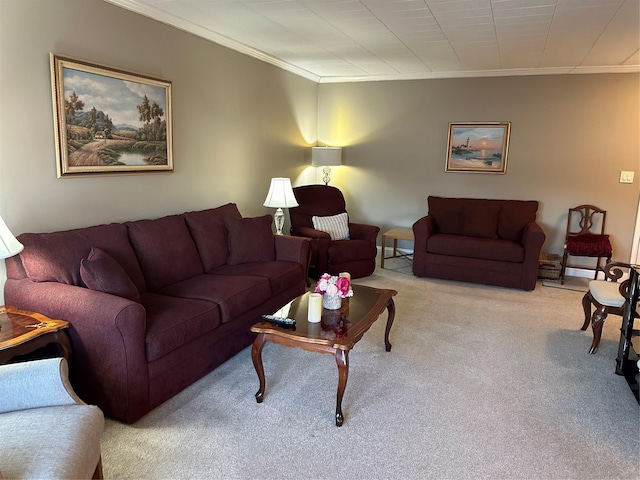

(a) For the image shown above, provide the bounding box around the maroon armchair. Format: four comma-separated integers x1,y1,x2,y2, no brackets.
289,185,379,279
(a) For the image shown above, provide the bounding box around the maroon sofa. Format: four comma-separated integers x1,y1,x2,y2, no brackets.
412,196,545,291
4,203,309,423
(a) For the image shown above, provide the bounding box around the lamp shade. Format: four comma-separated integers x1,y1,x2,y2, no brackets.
0,215,23,259
311,146,342,166
263,178,299,208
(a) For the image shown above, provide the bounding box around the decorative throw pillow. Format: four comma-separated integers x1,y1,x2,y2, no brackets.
225,215,275,265
80,247,141,302
312,212,350,240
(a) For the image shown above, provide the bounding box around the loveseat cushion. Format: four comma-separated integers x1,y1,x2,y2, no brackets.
212,261,304,295
141,293,221,361
183,203,242,271
127,215,204,292
17,223,146,291
462,204,500,239
428,196,539,243
80,247,141,302
157,273,271,324
428,197,464,235
427,234,525,263
496,200,539,242
225,215,275,265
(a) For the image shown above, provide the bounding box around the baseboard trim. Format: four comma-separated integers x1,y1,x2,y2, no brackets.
377,247,605,280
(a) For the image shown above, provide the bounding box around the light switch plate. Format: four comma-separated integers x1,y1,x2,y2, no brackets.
620,171,635,183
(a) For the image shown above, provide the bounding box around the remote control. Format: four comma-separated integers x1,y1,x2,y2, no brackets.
261,314,296,327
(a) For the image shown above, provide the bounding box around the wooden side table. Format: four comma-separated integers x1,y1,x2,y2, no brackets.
0,306,71,365
381,227,414,268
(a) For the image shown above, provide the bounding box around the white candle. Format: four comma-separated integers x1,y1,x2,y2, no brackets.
308,293,322,323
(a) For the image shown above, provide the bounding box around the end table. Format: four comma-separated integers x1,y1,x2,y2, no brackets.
0,306,71,365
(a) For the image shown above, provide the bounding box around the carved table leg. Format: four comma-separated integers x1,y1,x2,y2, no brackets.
384,298,396,352
589,305,608,354
335,349,349,427
251,333,267,403
581,291,592,331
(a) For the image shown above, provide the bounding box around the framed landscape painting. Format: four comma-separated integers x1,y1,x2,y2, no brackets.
50,54,173,177
445,122,511,174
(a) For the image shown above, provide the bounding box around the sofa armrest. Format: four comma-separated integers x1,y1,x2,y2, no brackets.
412,215,436,252
0,358,82,413
349,223,380,243
291,226,331,240
274,235,310,267
522,221,546,257
4,278,149,422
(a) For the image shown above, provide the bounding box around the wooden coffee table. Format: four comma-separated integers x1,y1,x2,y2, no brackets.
250,284,397,426
0,306,71,364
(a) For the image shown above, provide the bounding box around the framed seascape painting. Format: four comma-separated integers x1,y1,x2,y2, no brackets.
50,54,173,177
445,122,511,174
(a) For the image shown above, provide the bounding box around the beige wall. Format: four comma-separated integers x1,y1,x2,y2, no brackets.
0,0,318,302
317,75,640,262
1,1,639,304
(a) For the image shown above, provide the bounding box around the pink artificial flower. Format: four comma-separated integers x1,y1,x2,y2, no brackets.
336,276,350,296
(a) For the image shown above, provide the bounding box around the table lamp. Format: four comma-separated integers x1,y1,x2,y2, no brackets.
0,215,23,332
311,146,342,185
263,178,298,235
0,215,23,259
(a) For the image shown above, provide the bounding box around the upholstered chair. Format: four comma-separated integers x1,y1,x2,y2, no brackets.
0,358,104,478
581,261,630,354
289,185,379,279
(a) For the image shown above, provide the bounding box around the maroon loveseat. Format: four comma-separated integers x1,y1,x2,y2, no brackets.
412,196,545,291
4,203,309,423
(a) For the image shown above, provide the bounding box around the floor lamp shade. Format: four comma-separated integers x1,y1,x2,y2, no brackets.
311,147,342,167
263,178,298,235
0,215,23,259
311,147,342,185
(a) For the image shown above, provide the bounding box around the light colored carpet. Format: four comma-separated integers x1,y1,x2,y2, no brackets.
101,258,639,479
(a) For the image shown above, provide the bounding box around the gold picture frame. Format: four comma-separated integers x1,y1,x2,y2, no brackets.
445,122,511,174
50,54,173,177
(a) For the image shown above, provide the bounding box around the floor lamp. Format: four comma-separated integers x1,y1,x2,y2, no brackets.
312,147,342,185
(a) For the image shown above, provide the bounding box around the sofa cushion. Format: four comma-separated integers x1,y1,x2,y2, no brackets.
463,204,500,239
328,239,378,263
497,200,539,242
183,204,242,271
427,196,464,235
80,247,140,302
211,261,304,295
225,215,275,265
126,215,204,292
157,273,271,323
427,234,525,263
141,293,221,361
17,223,146,291
312,212,350,240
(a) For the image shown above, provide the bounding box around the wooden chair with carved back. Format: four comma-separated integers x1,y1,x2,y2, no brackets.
560,205,612,285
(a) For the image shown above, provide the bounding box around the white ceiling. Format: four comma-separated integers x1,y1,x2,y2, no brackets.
106,0,640,83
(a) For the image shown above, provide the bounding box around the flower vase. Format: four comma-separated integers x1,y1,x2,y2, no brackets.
322,293,342,310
